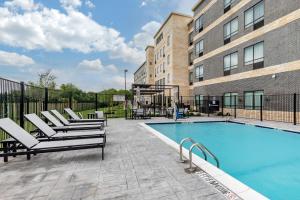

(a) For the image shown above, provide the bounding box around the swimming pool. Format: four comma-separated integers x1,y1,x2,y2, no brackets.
147,122,300,200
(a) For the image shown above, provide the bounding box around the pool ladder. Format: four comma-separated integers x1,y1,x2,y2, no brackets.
179,138,220,172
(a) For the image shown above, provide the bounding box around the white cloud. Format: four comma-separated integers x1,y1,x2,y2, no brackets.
130,21,161,49
59,0,82,9
85,0,95,8
78,59,103,71
0,50,35,67
4,0,41,11
78,58,119,73
0,0,144,65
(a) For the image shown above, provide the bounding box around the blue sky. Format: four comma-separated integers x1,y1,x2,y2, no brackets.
0,0,196,91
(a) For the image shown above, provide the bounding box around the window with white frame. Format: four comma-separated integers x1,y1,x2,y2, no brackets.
224,18,238,40
224,52,238,71
195,15,203,32
245,1,264,29
244,42,264,65
195,40,204,57
195,65,204,81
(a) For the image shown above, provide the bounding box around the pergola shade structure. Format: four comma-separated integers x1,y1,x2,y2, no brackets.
130,84,180,117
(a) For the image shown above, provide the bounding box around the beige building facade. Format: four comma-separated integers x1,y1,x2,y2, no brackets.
153,12,192,98
134,46,155,85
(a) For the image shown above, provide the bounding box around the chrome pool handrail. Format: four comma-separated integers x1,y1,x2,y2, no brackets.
179,137,220,171
179,138,206,162
195,143,220,168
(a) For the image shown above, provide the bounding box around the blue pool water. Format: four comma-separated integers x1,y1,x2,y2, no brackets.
148,122,300,200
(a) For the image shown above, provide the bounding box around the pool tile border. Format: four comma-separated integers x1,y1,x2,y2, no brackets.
140,122,268,200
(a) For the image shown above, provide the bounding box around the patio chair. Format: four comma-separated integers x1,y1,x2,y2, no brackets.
177,108,185,119
41,111,103,132
25,114,106,143
50,110,103,126
134,108,145,119
64,108,106,123
0,118,105,162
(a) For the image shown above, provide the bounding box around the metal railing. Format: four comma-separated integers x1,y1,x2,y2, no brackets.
179,137,220,172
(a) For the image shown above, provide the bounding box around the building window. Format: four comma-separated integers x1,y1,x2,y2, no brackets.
224,93,238,108
195,40,204,57
195,65,204,81
244,91,264,110
195,15,204,33
244,41,264,69
189,52,193,65
189,32,193,46
224,52,238,75
224,0,236,13
245,1,264,29
224,17,238,44
163,62,165,73
167,73,170,83
167,35,171,46
189,72,193,85
167,55,170,65
195,95,204,111
163,46,165,57
156,33,163,45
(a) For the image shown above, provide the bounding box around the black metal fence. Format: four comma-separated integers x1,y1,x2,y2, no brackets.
0,77,126,144
178,94,300,125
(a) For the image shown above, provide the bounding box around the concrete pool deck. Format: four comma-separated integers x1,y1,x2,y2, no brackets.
1,117,299,199
0,117,230,200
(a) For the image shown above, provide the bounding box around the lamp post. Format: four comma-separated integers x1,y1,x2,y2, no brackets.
124,69,128,119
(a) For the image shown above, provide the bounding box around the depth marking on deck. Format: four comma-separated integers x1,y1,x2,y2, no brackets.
196,170,241,200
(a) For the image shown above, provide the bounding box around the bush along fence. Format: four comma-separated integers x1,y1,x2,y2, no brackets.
178,94,300,125
0,77,127,144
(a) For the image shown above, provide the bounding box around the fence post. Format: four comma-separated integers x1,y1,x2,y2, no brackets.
154,97,156,117
294,93,297,125
221,96,224,116
234,96,237,118
95,93,98,111
207,95,210,117
20,82,25,128
180,96,183,107
44,87,48,111
260,95,263,121
69,93,72,109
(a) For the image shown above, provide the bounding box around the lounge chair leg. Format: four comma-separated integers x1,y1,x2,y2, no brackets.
102,147,104,160
12,142,17,157
27,149,31,160
3,142,8,162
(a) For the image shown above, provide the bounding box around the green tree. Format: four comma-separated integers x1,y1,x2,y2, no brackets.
28,70,56,89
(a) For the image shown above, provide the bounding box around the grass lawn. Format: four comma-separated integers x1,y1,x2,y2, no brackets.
78,105,126,118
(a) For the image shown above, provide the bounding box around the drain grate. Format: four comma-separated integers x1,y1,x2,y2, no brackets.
196,170,241,200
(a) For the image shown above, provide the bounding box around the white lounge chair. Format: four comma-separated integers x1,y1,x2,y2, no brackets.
0,118,105,162
51,110,103,126
25,114,106,143
41,111,103,132
64,108,106,124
